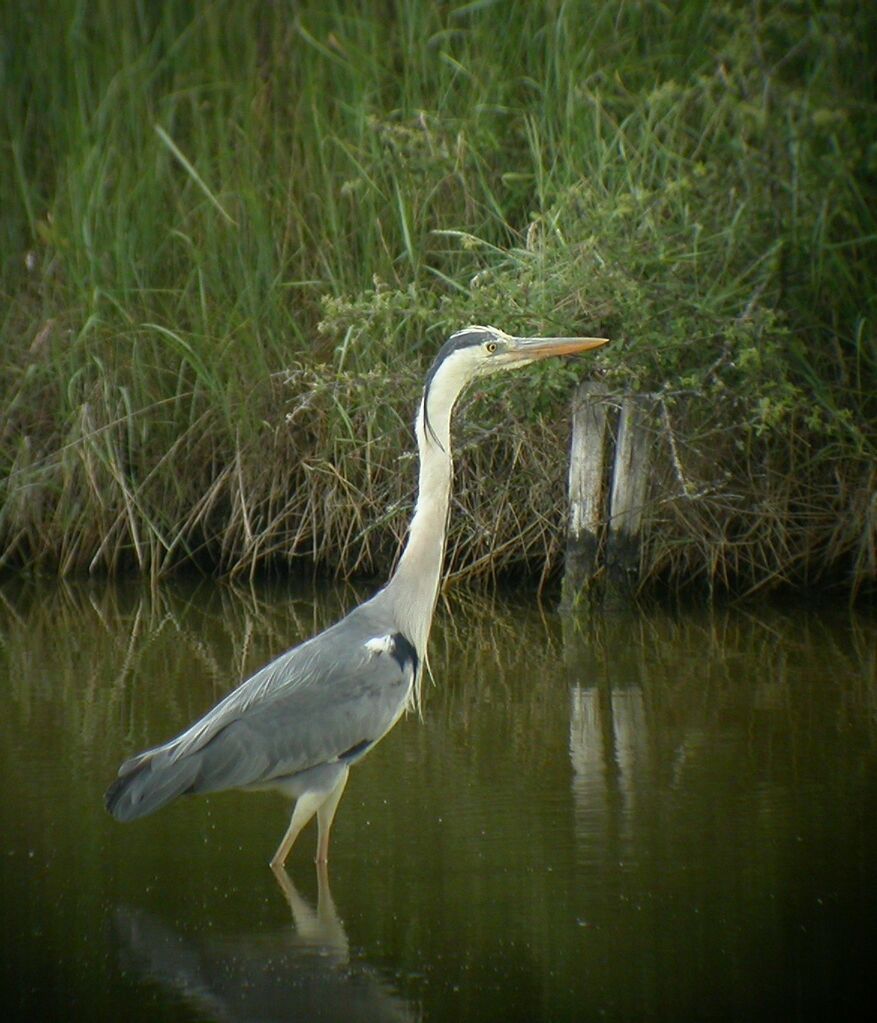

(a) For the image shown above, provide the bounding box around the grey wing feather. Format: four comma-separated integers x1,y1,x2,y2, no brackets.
117,609,380,772
186,646,414,793
115,605,413,786
105,602,417,822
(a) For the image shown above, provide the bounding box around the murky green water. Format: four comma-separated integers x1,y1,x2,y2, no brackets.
1,579,875,1021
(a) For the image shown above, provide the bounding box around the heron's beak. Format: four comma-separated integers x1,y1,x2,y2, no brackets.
508,335,609,363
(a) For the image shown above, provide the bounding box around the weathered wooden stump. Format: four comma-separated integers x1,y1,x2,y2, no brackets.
562,388,655,609
560,381,610,610
604,395,654,605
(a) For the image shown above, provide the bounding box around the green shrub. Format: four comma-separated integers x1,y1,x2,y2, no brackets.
2,0,874,593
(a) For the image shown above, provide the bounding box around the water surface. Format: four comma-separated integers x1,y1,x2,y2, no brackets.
1,579,875,1021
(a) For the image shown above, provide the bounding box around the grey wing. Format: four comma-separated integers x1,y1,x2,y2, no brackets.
116,612,418,797
187,643,416,793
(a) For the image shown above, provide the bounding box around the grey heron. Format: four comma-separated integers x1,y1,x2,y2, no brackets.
105,325,608,866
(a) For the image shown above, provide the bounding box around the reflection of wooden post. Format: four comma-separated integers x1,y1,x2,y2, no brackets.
561,381,610,610
605,396,653,604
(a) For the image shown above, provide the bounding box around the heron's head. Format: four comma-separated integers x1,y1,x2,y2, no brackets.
420,324,609,444
427,325,608,387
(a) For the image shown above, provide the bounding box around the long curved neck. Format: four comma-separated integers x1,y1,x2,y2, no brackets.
382,374,460,656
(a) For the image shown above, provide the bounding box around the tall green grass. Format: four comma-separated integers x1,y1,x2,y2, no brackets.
2,0,875,593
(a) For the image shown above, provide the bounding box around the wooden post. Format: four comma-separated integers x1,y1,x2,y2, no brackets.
560,381,610,610
604,395,653,604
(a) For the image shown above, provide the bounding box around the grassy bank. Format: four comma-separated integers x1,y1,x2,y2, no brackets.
2,0,875,595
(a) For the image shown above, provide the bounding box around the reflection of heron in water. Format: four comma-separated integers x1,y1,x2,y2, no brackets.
113,866,419,1023
106,327,607,866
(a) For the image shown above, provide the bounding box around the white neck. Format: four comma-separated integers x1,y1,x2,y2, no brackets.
379,360,467,656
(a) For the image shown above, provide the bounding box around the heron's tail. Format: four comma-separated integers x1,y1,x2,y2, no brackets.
105,749,200,822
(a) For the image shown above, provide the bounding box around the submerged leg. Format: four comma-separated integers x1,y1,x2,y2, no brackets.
315,768,349,864
269,859,349,955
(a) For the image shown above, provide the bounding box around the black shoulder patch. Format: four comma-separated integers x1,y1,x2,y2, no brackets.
390,632,419,674
339,739,373,762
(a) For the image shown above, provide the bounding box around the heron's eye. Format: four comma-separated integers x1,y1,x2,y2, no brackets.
485,341,498,354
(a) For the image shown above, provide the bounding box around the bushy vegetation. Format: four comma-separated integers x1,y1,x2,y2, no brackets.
2,0,875,594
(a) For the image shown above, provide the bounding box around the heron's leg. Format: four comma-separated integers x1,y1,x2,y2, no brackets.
315,766,349,864
270,790,324,869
